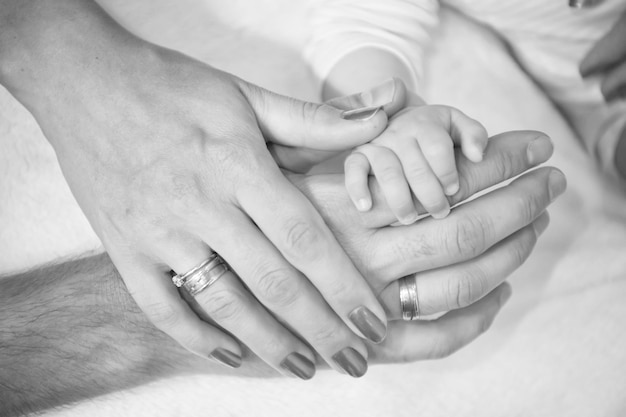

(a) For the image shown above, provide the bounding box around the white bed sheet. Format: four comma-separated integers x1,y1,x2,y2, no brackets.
1,1,625,416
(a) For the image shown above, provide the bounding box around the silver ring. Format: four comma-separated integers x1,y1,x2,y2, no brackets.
399,275,419,321
172,253,230,297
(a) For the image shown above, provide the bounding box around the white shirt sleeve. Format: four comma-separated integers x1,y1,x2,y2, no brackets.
304,0,440,91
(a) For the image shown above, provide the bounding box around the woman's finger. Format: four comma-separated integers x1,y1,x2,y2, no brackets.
378,212,549,319
240,83,388,151
237,166,388,344
325,77,408,117
370,283,511,364
106,249,243,368
201,212,370,378
186,266,318,380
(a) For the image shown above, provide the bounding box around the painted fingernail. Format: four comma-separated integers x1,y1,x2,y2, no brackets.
280,352,316,380
349,306,386,343
548,170,567,201
341,106,382,121
533,211,550,236
333,347,368,378
527,135,553,165
210,348,242,369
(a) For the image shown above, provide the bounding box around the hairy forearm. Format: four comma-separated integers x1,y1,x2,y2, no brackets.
0,254,269,417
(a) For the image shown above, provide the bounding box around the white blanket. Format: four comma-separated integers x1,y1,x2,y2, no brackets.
1,1,625,416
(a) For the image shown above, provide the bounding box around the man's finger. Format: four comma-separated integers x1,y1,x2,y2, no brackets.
370,167,565,283
378,212,548,318
369,283,511,364
360,131,554,228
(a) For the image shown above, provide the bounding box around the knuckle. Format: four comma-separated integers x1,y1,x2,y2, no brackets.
393,235,436,266
424,142,453,158
144,301,181,329
378,166,404,183
404,164,430,181
255,267,301,308
311,322,345,346
512,227,537,266
446,269,488,310
202,287,247,322
445,215,493,258
515,190,545,225
282,218,324,260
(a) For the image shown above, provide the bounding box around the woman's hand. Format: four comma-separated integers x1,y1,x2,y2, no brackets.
0,0,402,378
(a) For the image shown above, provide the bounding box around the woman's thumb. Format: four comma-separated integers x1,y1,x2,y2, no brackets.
240,78,404,151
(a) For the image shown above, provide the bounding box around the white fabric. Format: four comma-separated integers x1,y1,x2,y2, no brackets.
304,0,626,179
1,1,625,416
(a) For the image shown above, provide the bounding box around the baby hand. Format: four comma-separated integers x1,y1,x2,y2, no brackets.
344,105,488,223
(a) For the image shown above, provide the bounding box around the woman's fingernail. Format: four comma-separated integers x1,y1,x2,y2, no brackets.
349,306,386,343
370,78,397,107
341,106,382,121
210,348,242,369
527,135,553,165
333,347,368,378
280,352,316,380
534,211,550,236
548,170,567,201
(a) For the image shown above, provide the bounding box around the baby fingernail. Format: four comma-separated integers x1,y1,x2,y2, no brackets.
548,170,567,201
333,347,368,378
349,306,386,343
445,183,459,196
357,198,371,212
280,352,316,380
341,106,382,121
210,348,242,369
400,212,419,225
527,135,553,165
431,206,451,219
